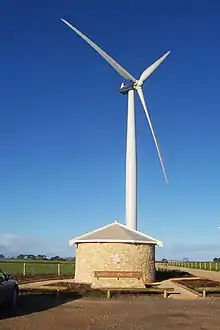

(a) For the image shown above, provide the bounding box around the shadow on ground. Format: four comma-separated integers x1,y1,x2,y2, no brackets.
156,269,193,282
0,292,81,320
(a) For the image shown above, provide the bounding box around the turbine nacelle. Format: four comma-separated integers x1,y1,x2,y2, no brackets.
119,79,143,95
120,81,135,95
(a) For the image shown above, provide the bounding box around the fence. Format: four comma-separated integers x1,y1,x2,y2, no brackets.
2,260,220,276
0,260,75,276
167,261,220,271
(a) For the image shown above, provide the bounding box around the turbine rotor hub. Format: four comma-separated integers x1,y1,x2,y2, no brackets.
134,80,143,89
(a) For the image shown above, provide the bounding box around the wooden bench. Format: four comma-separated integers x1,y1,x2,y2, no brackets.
94,271,143,280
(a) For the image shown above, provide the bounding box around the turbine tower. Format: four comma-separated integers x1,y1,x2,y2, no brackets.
61,18,170,231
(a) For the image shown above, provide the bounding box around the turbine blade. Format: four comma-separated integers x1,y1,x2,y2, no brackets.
138,51,170,84
61,18,137,83
136,87,168,183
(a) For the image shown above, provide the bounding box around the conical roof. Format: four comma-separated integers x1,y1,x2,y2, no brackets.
69,221,163,246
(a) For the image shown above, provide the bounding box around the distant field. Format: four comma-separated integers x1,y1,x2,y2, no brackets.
166,261,220,271
0,260,75,276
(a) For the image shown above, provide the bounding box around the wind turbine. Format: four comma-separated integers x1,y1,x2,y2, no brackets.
61,18,170,231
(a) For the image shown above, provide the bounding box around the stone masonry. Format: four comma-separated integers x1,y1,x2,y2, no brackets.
74,242,155,288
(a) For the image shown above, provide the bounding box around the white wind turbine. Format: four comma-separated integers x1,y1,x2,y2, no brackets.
61,18,170,231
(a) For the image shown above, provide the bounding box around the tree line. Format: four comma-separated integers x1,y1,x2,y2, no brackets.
213,257,220,262
0,253,75,261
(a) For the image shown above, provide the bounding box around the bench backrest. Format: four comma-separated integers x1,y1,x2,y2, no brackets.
94,271,142,279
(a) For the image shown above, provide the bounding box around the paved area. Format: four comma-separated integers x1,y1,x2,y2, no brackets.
19,276,201,300
19,279,198,300
1,295,220,329
157,278,200,300
167,266,220,282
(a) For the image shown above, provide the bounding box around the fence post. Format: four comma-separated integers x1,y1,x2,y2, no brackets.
200,262,202,269
205,262,207,270
164,289,168,299
23,262,26,276
57,263,61,276
209,262,212,270
216,263,218,271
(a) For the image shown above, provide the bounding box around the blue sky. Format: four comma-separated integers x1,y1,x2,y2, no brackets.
0,0,220,260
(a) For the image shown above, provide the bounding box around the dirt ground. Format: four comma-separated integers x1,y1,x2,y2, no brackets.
175,278,220,290
15,275,73,284
1,293,220,329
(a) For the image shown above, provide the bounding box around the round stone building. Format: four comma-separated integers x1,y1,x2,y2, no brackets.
69,221,163,288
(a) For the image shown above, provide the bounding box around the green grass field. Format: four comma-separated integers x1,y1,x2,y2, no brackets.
0,260,75,276
1,259,220,277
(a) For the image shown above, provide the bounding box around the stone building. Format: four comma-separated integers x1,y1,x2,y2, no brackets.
69,221,163,288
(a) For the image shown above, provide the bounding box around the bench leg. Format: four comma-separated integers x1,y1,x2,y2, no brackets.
106,290,111,299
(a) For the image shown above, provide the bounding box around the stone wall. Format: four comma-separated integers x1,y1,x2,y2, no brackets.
75,242,155,286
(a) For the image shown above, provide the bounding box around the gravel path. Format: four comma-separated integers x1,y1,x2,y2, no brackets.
168,266,220,282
